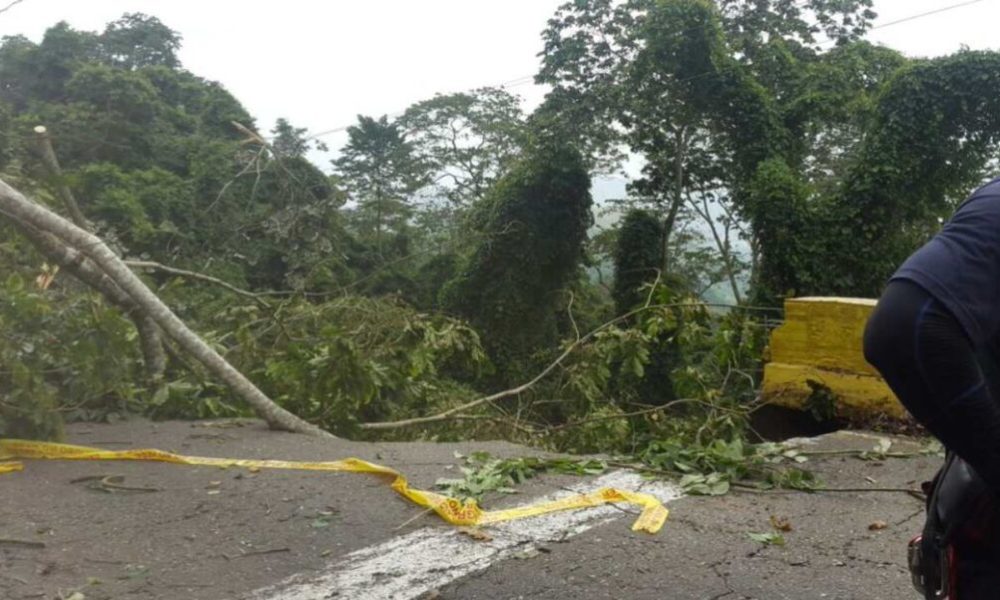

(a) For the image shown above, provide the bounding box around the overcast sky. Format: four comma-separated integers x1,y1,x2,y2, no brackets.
1,0,998,165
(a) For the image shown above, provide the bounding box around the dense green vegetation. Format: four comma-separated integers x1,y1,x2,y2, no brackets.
3,3,1000,489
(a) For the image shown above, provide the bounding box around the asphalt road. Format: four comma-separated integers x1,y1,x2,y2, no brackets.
0,420,938,600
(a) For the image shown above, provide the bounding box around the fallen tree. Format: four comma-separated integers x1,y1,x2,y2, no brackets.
30,126,168,386
0,176,334,438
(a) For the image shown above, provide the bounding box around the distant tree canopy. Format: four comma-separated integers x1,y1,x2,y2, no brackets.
101,13,182,70
0,15,360,293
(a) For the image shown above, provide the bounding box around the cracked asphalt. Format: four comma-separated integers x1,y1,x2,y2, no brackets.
0,421,938,599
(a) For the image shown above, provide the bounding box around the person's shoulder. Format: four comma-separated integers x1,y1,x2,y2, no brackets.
971,176,1000,198
954,177,1000,213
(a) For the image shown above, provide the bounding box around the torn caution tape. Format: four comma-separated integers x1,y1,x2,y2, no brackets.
0,439,668,533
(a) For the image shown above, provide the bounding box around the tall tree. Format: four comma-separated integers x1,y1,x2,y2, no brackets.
100,13,181,70
270,117,328,159
537,0,900,302
400,87,526,208
334,115,428,256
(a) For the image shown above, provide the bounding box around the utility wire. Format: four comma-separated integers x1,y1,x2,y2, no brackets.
305,73,540,140
0,0,26,17
306,0,990,141
305,0,814,141
814,0,989,46
869,0,987,33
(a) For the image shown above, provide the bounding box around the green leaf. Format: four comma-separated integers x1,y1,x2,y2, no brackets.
748,532,785,546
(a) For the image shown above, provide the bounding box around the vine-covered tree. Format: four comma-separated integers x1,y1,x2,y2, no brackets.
627,1,1000,300
443,139,593,379
537,0,902,302
612,209,663,314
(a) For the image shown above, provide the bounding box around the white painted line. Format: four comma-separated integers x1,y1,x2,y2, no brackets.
247,471,683,600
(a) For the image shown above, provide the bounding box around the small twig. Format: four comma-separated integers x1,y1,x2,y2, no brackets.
444,414,542,435
607,461,679,478
566,291,580,342
545,398,710,433
796,449,932,459
125,260,270,306
643,269,663,309
235,547,290,559
70,474,162,493
204,144,267,214
83,558,127,565
395,507,434,531
0,538,45,549
731,481,924,496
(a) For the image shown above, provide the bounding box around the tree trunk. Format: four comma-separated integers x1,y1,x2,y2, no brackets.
0,177,335,438
691,189,743,305
660,127,688,273
32,126,168,384
8,214,169,383
32,127,89,229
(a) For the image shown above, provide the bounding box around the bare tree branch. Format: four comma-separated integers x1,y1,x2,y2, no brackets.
17,128,169,385
32,126,89,229
360,301,693,430
688,185,743,304
361,296,782,431
544,398,712,432
125,260,270,306
17,220,168,384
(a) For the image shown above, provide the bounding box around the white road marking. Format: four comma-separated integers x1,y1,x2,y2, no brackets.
247,470,683,600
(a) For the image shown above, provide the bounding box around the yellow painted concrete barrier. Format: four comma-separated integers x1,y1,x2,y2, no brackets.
761,297,906,420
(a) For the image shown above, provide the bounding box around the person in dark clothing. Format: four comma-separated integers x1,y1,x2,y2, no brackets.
864,177,1000,598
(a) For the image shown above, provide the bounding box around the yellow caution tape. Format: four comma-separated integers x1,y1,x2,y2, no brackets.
0,439,667,533
0,460,23,474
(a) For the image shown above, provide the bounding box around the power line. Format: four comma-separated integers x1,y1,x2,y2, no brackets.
303,1,830,141
653,0,994,93
304,73,541,140
814,0,989,46
0,0,27,17
304,2,813,141
869,0,988,33
306,0,989,142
